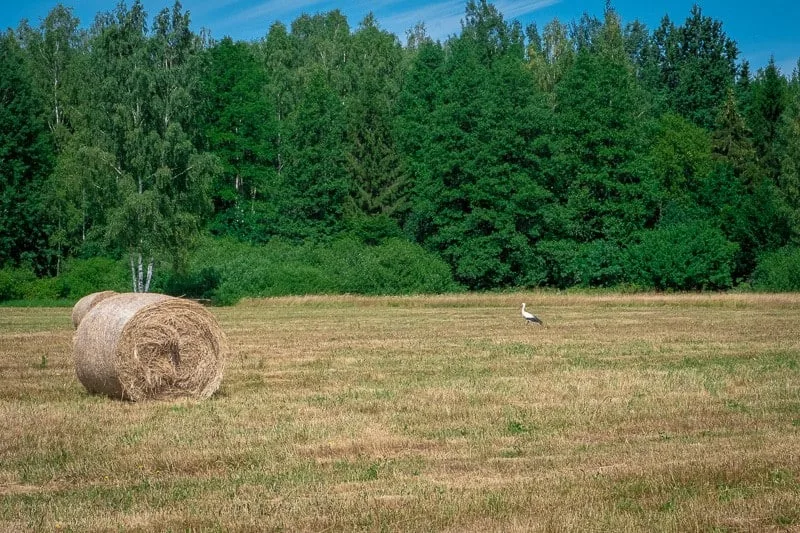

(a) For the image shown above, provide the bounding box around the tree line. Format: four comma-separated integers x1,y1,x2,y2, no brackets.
2,0,800,297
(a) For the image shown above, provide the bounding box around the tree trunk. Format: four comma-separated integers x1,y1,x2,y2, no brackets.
137,254,144,293
144,258,153,293
130,253,154,293
130,256,137,292
81,187,86,241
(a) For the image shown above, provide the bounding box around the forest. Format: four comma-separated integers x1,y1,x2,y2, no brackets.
1,0,800,303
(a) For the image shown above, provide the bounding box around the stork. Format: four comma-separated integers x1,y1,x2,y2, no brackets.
521,303,543,325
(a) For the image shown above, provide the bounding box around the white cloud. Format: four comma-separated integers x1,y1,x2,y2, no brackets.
495,0,560,19
196,0,563,42
376,0,561,41
214,0,331,30
377,0,465,40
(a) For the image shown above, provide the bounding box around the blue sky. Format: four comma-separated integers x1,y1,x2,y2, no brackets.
2,0,798,75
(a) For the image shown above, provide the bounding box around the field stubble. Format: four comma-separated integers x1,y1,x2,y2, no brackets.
0,292,798,531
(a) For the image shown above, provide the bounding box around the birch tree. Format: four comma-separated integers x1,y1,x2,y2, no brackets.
17,5,84,147
17,5,88,272
75,0,218,291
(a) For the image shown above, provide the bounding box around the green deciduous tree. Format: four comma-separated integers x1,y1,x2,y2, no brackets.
549,6,656,244
55,0,220,291
16,4,85,148
291,10,350,96
198,37,278,241
258,22,298,179
402,0,552,288
526,19,574,95
15,5,89,273
0,31,54,271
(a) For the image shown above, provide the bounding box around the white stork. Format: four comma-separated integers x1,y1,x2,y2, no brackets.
521,303,543,325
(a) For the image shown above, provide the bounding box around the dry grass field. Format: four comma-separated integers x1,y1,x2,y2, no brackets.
1,292,799,532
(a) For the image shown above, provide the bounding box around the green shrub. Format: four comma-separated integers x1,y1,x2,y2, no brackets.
192,238,334,300
535,240,581,289
624,222,738,290
59,257,129,299
752,247,800,291
314,238,459,295
20,276,63,300
0,267,68,301
535,240,625,289
376,238,461,294
0,267,37,301
344,214,404,245
158,268,222,301
187,236,459,301
1,258,130,303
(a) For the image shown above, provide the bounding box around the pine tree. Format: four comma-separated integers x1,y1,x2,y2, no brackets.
551,5,655,243
649,112,714,223
394,39,446,243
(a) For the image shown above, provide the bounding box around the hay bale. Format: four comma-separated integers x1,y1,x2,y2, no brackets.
73,293,226,401
71,291,118,328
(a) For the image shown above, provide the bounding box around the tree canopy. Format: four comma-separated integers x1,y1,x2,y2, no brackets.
2,1,799,293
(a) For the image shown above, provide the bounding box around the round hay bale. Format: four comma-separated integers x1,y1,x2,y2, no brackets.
73,293,226,401
71,291,118,328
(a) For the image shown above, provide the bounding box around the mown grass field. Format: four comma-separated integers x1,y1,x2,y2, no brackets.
1,293,799,532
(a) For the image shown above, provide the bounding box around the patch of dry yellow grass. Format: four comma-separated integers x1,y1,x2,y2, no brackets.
1,292,798,531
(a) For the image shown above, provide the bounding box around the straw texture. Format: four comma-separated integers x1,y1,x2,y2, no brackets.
73,293,226,401
71,291,118,328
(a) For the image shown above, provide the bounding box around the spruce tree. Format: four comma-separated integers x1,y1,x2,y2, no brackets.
747,57,788,181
